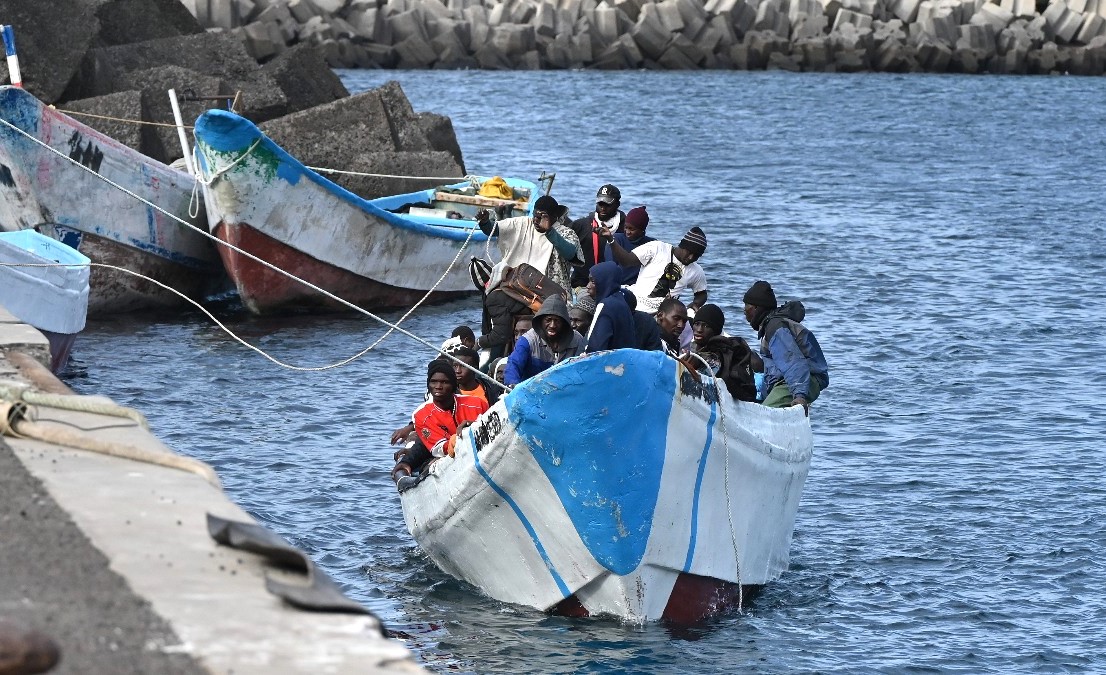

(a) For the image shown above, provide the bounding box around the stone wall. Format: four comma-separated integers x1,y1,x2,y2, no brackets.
187,0,1106,73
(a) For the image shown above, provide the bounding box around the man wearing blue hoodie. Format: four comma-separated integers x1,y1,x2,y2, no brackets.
584,261,637,352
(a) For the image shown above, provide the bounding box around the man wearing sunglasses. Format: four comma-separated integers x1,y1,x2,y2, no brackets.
476,194,581,293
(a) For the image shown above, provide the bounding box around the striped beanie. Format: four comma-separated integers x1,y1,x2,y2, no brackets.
679,227,707,257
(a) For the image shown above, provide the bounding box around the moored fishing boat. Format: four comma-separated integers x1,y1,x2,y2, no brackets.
399,349,813,622
0,85,222,314
0,230,89,373
193,109,545,315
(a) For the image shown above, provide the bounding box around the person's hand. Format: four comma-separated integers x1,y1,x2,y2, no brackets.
791,396,810,416
475,208,490,223
391,464,412,483
390,423,413,445
595,225,614,243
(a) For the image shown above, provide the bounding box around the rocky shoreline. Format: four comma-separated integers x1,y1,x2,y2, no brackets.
187,0,1106,74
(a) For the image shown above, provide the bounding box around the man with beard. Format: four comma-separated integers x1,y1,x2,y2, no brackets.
476,194,581,293
571,183,625,288
655,297,689,354
742,281,829,412
503,295,586,386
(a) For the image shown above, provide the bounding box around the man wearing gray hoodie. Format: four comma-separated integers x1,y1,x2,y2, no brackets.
503,294,586,386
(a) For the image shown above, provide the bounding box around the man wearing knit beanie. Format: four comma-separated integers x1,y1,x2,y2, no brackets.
742,281,829,414
570,183,626,287
600,217,710,314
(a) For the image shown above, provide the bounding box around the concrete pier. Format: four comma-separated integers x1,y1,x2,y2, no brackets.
0,308,421,674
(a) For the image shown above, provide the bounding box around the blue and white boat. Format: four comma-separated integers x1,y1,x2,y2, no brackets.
0,230,89,373
400,349,813,622
193,109,546,314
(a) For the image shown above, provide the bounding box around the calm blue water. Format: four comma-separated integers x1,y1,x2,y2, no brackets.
66,71,1106,672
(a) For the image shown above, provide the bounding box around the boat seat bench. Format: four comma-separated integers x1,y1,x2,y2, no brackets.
433,191,528,210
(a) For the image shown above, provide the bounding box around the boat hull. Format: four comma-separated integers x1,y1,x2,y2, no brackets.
213,220,470,314
400,350,813,622
194,110,521,315
0,86,222,314
0,230,89,373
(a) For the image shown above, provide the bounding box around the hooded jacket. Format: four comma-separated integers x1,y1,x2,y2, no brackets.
584,261,637,353
504,294,586,386
757,300,829,400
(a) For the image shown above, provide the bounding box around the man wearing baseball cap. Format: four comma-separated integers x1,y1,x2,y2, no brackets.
570,183,625,287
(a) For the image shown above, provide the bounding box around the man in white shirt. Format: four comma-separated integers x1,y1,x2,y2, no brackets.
600,223,709,314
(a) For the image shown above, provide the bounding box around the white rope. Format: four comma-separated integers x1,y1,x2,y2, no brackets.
0,116,496,386
686,351,743,610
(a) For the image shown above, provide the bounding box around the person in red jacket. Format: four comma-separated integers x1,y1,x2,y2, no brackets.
412,359,489,458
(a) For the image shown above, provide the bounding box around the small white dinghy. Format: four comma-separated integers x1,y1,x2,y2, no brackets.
399,349,813,622
0,230,90,373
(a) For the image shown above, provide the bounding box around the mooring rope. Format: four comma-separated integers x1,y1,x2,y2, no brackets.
52,107,194,129
0,115,498,387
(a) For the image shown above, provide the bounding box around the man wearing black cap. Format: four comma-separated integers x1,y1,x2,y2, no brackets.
742,281,829,413
570,183,625,287
476,194,582,293
601,222,709,314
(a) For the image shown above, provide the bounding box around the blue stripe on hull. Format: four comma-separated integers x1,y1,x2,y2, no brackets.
683,398,717,572
504,350,677,576
470,430,570,598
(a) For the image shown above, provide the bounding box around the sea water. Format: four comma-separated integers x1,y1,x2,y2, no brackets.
66,71,1106,673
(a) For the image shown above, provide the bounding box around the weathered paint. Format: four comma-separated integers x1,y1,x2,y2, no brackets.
401,349,814,622
194,110,535,314
0,86,222,314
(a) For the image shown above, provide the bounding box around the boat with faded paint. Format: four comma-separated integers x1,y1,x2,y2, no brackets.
399,349,813,623
0,85,222,314
193,109,542,315
0,230,89,373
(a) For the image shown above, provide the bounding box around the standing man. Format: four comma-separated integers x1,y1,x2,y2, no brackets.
611,206,656,284
476,194,581,293
742,281,829,413
601,223,709,314
571,183,625,288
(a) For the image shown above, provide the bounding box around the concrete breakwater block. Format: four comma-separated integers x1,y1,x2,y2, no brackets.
59,91,145,152
177,0,1106,74
258,81,465,195
0,0,99,104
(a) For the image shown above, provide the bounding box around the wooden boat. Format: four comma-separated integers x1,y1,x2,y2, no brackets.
0,230,89,373
193,109,544,315
0,85,222,314
399,349,813,623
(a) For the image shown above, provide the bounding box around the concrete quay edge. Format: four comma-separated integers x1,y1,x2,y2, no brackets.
0,309,422,675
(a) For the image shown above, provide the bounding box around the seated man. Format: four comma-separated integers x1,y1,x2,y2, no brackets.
441,325,477,355
584,261,637,352
690,304,758,402
477,275,529,362
504,295,586,386
655,297,689,354
568,290,597,336
392,360,489,483
452,347,502,406
742,281,829,412
624,288,663,351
